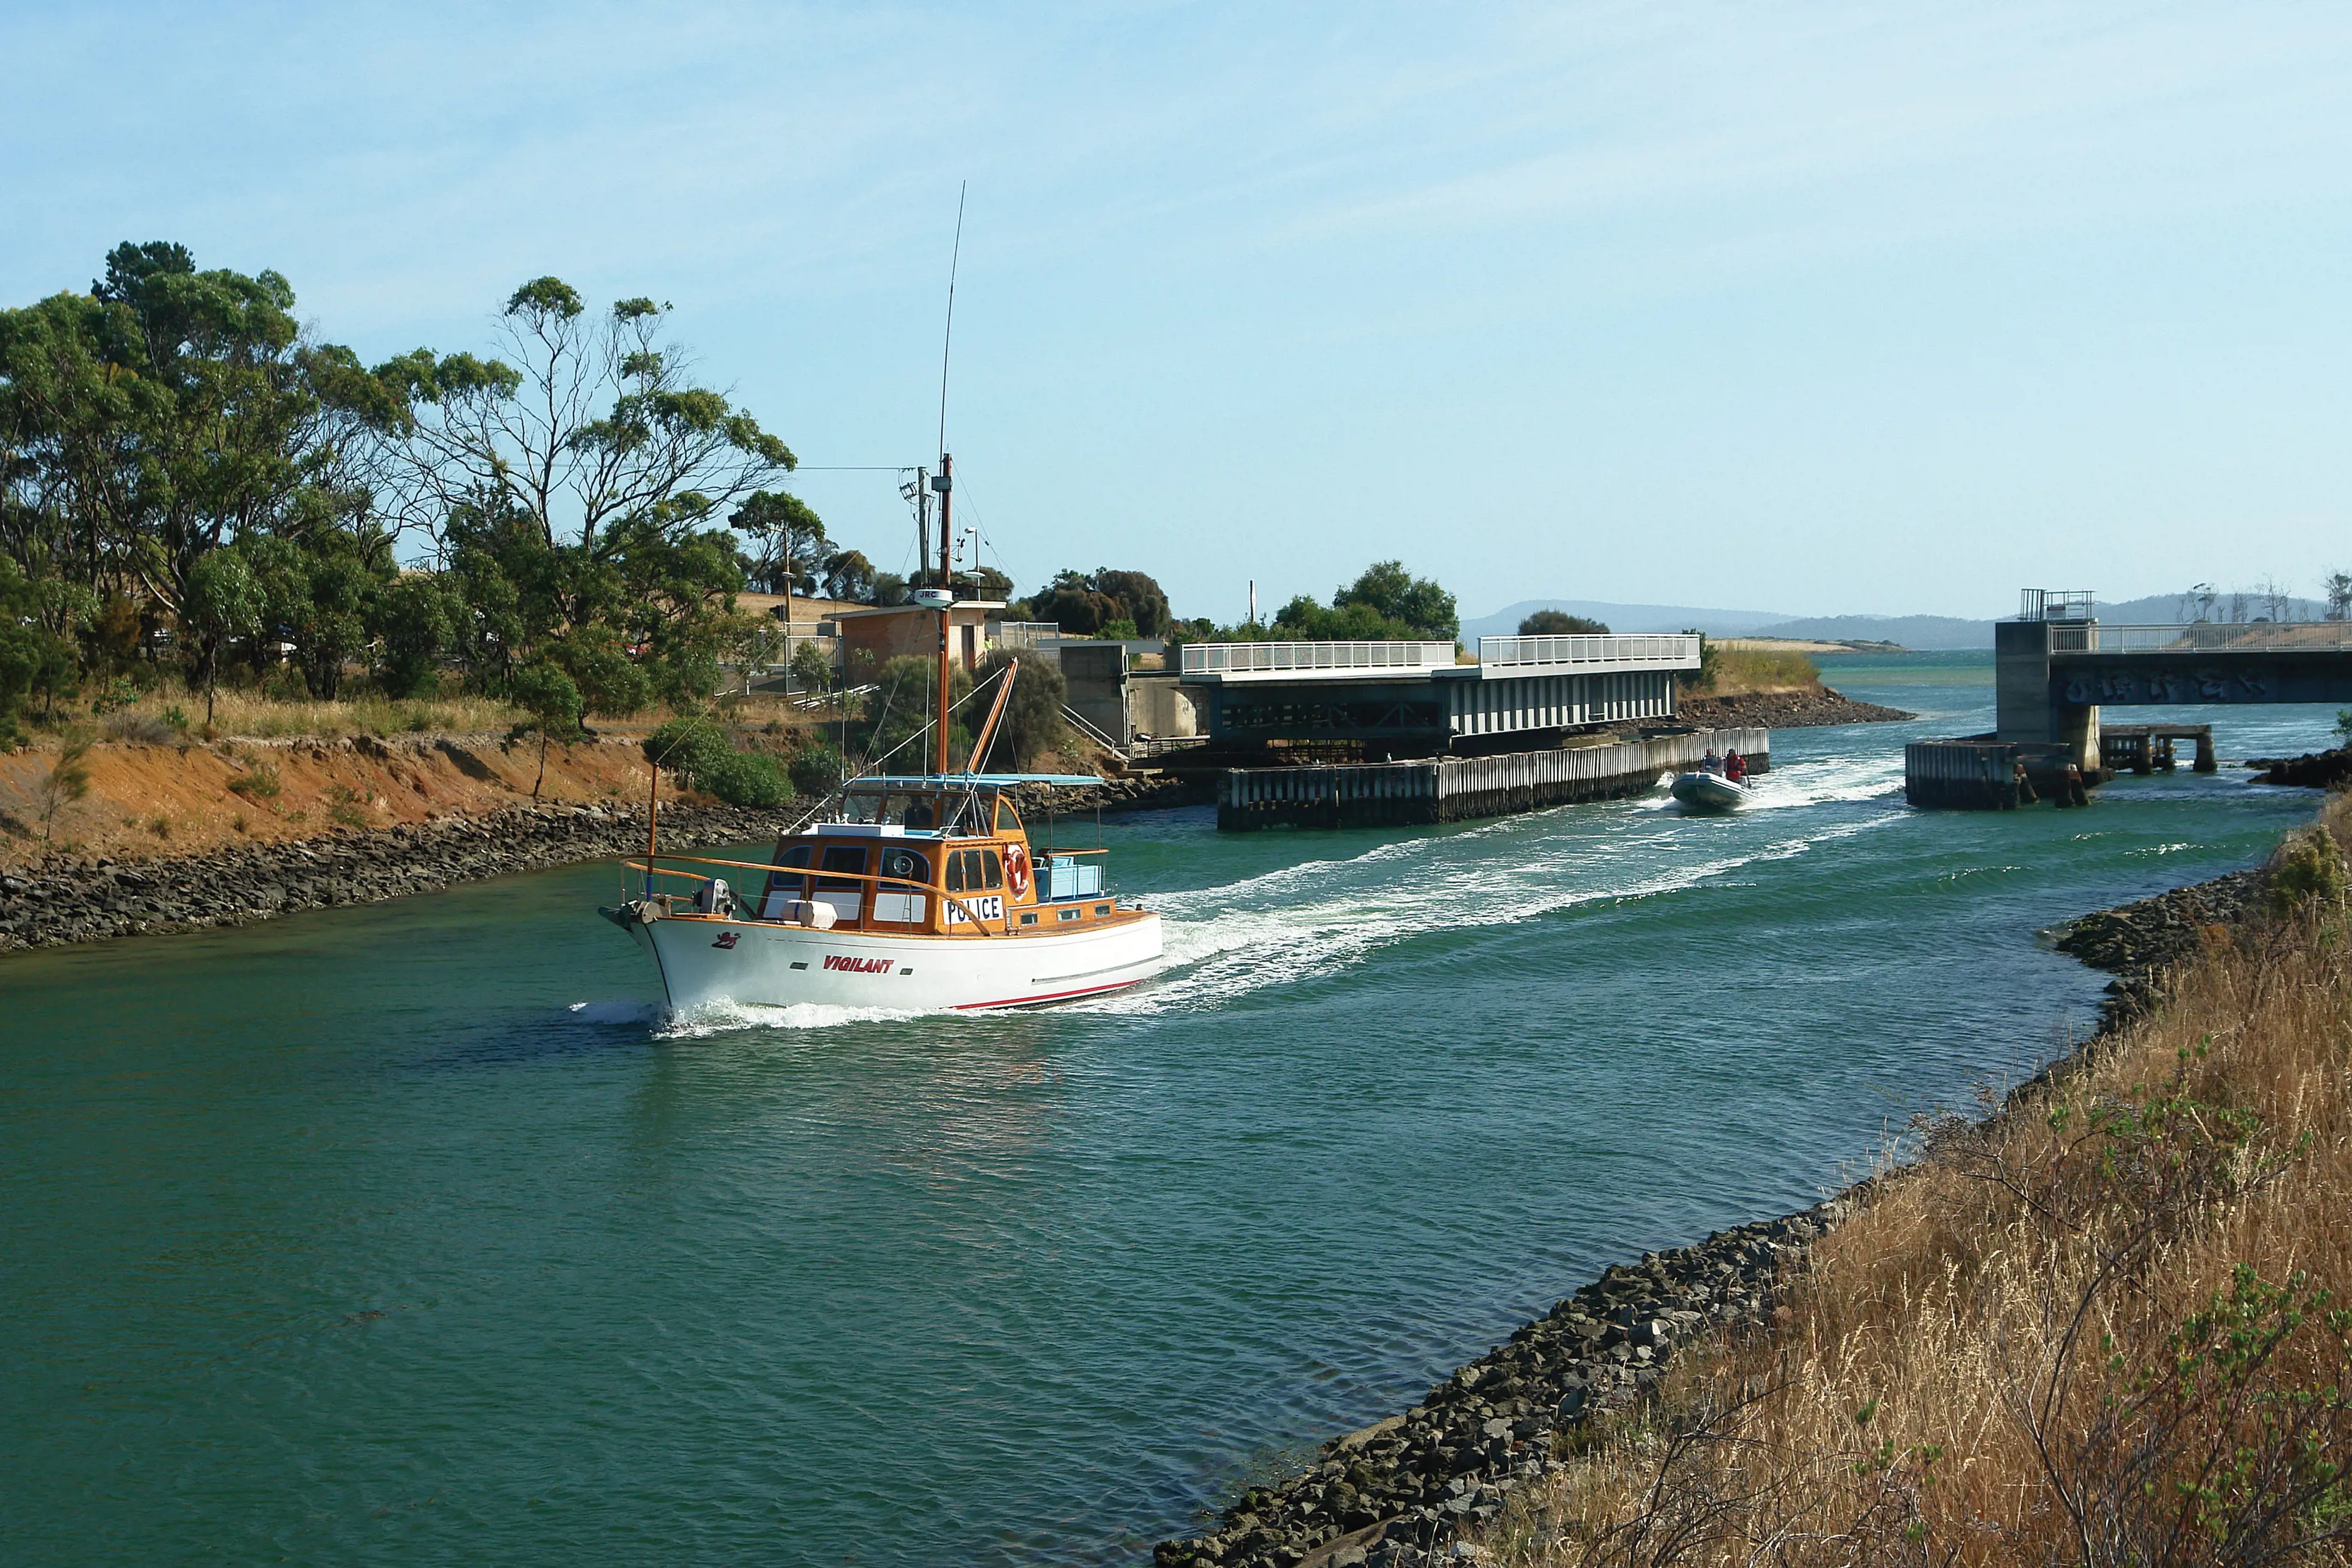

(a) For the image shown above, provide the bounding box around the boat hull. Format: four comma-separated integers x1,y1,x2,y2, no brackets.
1670,772,1748,812
622,909,1165,1015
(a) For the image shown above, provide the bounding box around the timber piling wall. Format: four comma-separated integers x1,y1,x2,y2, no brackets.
1217,729,1769,830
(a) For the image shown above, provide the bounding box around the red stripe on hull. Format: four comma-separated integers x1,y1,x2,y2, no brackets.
954,976,1149,1011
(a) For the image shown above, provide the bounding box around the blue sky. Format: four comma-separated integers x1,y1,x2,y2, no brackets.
4,2,2348,624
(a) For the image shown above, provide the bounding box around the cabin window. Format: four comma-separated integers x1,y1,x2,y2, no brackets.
813,844,867,923
945,851,966,894
1020,911,1038,926
1058,906,1082,922
762,843,816,918
993,798,1022,835
979,849,1003,891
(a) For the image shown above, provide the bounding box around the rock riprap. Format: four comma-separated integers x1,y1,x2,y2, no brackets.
2052,868,2264,1024
0,801,789,952
1152,1207,1829,1568
2247,748,2352,789
1675,686,1912,730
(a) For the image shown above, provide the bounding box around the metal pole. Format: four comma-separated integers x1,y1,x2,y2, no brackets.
935,453,955,777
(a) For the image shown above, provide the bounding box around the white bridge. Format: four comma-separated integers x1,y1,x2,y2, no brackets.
1179,635,1702,747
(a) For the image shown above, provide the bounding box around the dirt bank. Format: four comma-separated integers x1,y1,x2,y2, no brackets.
0,731,682,872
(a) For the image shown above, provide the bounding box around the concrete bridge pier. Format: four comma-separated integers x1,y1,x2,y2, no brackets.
1993,616,2101,777
1916,587,2352,809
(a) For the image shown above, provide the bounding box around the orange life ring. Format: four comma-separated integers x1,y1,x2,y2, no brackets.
1004,842,1032,898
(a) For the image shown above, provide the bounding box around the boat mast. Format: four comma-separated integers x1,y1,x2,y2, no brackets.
933,454,953,777
931,185,965,782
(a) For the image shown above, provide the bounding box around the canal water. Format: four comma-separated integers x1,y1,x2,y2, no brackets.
1,657,2337,1565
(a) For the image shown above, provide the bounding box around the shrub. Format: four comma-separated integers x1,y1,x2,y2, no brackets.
90,676,141,715
643,717,729,777
227,762,282,800
789,742,846,798
696,749,792,808
2269,824,2345,916
643,717,794,808
104,712,177,745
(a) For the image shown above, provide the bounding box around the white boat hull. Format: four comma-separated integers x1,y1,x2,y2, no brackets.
623,908,1165,1015
1670,772,1748,812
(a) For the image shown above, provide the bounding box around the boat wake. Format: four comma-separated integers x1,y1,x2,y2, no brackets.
1087,765,1904,1017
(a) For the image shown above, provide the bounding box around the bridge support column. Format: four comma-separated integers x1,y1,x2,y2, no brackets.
2061,703,2100,772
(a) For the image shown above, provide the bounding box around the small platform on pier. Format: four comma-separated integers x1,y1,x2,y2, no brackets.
2099,723,2216,775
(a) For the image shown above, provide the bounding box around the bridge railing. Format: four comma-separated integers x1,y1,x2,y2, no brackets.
2049,622,2352,655
1475,633,1703,671
1181,640,1457,676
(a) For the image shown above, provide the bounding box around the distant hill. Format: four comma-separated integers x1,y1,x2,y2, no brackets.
1464,592,2336,652
1463,599,1796,640
1753,614,1993,649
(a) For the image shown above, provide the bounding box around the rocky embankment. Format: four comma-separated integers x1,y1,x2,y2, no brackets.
2246,748,2352,789
1010,774,1214,818
2052,868,2265,1027
1153,860,2278,1568
1153,1208,1830,1568
0,800,789,953
1676,686,1912,729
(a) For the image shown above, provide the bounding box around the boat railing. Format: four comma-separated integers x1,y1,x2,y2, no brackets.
627,852,1011,935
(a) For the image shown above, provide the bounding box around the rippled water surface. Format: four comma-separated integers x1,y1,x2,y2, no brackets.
1,657,2338,1564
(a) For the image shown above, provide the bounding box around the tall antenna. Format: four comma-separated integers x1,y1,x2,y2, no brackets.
937,181,965,458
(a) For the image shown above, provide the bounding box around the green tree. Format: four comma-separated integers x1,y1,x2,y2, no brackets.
36,729,92,859
822,549,877,604
549,630,652,719
372,573,455,698
180,548,260,724
854,655,971,774
372,280,794,582
972,649,1068,770
1518,608,1609,635
0,557,77,741
789,638,835,698
729,489,828,596
244,528,387,699
507,660,583,800
1032,568,1171,637
1332,561,1456,640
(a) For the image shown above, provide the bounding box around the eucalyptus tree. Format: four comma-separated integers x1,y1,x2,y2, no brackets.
372,279,794,568
0,242,388,624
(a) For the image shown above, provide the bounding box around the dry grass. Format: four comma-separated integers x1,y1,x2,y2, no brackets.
1700,645,1820,695
1488,796,2352,1568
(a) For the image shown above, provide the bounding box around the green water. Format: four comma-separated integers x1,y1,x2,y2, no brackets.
0,659,2334,1565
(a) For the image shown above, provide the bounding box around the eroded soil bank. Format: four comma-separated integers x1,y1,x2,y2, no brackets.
0,731,673,871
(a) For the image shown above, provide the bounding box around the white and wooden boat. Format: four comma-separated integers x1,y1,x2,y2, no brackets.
603,771,1162,1013
1670,771,1749,813
601,454,1162,1015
